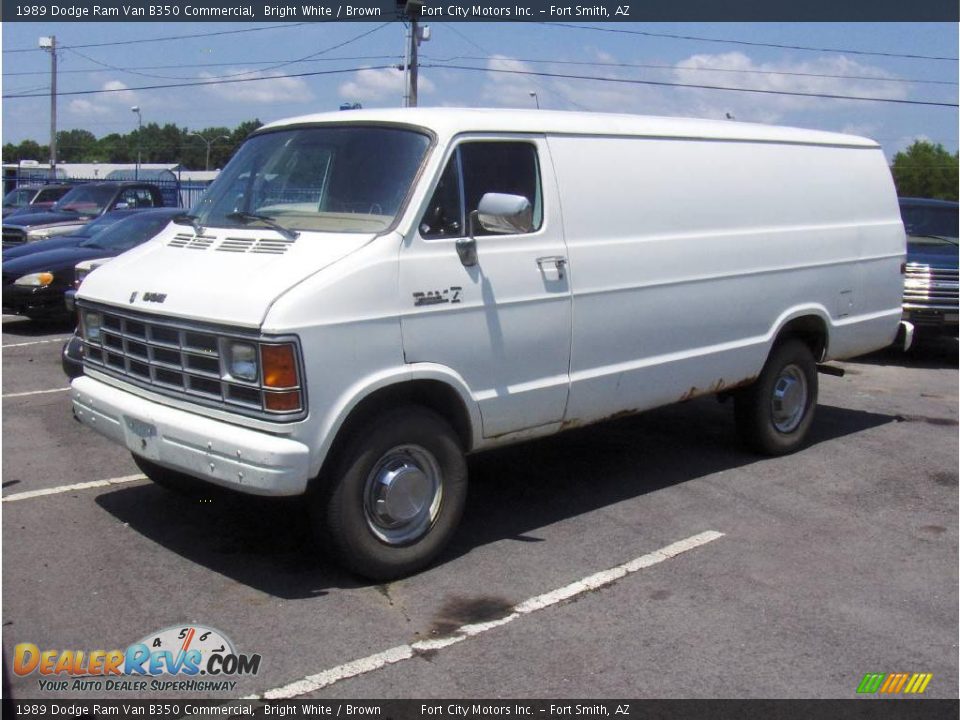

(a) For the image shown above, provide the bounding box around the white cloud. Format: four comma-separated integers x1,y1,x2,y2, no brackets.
339,67,435,103
201,71,313,104
668,52,909,123
460,50,911,127
68,80,138,117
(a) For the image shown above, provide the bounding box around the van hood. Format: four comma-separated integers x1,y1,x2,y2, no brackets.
76,223,375,328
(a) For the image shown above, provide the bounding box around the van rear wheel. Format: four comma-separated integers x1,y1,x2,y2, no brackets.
312,406,468,580
735,339,818,455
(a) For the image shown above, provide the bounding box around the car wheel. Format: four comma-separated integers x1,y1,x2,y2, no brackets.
735,339,818,455
132,454,203,495
312,406,468,580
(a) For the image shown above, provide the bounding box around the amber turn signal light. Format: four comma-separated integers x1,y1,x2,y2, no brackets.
261,344,298,388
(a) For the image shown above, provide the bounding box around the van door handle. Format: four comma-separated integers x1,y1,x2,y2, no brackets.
537,255,567,281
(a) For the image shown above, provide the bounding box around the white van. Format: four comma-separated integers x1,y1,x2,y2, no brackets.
71,109,905,578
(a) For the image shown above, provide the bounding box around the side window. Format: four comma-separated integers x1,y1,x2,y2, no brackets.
460,142,542,236
418,141,543,239
419,152,463,238
117,188,155,209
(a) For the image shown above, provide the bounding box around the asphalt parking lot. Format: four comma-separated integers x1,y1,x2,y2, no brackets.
2,313,957,700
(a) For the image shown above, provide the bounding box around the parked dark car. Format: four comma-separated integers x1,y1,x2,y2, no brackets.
2,208,180,321
2,182,165,248
2,209,148,261
899,197,958,339
2,184,72,218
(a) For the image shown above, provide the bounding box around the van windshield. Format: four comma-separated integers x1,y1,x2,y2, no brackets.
192,126,431,234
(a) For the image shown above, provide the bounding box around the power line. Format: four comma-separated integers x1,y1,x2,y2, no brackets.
537,23,960,62
3,55,402,77
424,54,959,87
61,23,392,81
2,64,396,99
423,63,959,108
1,23,313,54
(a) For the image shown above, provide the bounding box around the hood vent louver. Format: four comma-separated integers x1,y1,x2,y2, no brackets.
168,233,295,255
169,233,216,250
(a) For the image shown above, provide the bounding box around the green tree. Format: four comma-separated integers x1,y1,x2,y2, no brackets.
1,139,47,163
891,141,959,201
56,129,99,162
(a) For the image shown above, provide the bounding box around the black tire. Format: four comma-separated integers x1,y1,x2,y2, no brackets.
132,454,203,495
735,339,818,456
312,406,468,581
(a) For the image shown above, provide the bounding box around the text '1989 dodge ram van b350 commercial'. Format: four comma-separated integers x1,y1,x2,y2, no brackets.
71,109,906,579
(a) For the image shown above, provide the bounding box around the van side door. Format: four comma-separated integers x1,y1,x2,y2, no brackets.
399,136,572,438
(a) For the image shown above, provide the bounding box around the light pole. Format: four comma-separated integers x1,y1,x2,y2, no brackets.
131,106,143,180
39,36,57,180
529,92,540,109
190,132,228,172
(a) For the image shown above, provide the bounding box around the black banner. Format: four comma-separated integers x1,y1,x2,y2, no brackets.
3,699,960,720
0,0,957,22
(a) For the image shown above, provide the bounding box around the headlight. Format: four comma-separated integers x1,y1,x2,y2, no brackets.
82,310,102,342
27,225,77,242
14,272,54,287
225,341,258,382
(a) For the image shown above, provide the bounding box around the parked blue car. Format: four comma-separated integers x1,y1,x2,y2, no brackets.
2,208,180,321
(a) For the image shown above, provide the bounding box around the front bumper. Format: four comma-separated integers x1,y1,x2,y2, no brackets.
902,306,959,335
71,375,312,496
2,283,67,318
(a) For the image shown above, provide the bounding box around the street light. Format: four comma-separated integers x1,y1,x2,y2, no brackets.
529,92,540,109
189,132,228,172
131,106,142,180
39,36,57,180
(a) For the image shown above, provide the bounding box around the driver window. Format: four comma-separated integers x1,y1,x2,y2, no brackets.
419,141,543,239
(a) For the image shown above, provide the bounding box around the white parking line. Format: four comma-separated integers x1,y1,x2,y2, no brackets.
2,474,147,503
3,336,71,348
253,530,725,700
3,387,70,399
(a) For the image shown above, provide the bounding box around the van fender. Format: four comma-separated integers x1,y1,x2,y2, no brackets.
306,363,482,480
763,304,833,363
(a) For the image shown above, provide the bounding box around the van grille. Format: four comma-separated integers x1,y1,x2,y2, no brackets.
168,233,295,255
79,305,305,421
903,263,959,311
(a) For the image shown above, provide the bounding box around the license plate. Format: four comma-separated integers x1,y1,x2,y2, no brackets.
123,415,159,459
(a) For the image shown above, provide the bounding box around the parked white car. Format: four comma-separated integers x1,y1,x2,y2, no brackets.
71,109,905,579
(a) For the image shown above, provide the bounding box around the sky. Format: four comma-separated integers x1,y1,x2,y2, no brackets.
1,21,957,161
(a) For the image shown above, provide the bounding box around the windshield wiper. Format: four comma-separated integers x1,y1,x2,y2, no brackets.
225,211,299,240
172,213,203,234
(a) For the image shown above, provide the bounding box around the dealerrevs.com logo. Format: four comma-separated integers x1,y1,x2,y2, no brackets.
14,625,261,693
857,672,933,695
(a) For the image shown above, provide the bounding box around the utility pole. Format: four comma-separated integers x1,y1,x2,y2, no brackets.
401,1,429,107
131,106,143,180
39,36,57,180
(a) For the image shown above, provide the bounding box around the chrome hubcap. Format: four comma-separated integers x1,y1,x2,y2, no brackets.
771,364,808,433
364,445,443,545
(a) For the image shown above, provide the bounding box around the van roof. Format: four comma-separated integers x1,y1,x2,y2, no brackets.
258,107,879,149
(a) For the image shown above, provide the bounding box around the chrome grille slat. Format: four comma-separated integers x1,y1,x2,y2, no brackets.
903,263,959,309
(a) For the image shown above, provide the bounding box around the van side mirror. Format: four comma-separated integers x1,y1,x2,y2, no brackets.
477,193,533,234
455,193,534,268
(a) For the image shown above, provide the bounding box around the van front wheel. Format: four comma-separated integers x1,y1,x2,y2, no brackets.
735,339,818,455
313,406,468,580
